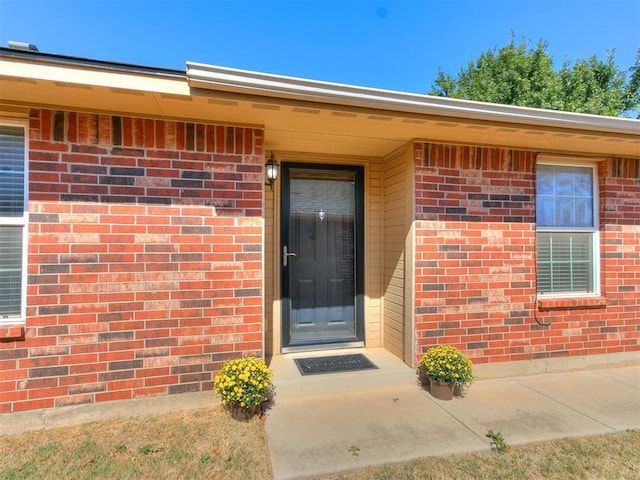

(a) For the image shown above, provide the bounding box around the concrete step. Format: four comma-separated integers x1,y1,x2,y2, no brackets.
268,347,417,400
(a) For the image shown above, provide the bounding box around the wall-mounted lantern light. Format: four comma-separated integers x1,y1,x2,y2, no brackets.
265,151,279,190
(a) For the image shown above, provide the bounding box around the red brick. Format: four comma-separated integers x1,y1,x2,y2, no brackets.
144,375,179,387
28,386,68,399
0,325,25,339
133,386,167,397
95,390,132,402
10,109,638,415
414,143,639,365
12,398,54,412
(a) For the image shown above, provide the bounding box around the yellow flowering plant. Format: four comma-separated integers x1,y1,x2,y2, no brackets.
419,345,474,387
213,356,273,408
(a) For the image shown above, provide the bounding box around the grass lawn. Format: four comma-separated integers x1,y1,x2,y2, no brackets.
1,406,639,480
0,406,271,480
318,430,640,480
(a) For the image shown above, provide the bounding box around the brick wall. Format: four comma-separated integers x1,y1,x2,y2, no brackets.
414,143,640,365
0,109,264,413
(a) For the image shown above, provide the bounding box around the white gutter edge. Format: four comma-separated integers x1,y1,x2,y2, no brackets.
187,62,640,137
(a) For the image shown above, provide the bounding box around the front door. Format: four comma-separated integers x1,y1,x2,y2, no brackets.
281,163,364,350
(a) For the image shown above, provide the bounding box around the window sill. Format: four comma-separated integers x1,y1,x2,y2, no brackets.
537,296,608,311
0,324,25,340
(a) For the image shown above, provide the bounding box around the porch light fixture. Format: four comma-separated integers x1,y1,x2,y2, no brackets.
265,151,279,189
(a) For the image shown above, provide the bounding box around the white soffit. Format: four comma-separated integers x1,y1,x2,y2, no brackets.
187,62,640,137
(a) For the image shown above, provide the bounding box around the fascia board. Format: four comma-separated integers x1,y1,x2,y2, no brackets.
187,62,640,137
1,56,188,96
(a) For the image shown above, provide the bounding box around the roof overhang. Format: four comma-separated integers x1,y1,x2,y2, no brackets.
187,62,639,136
1,48,638,158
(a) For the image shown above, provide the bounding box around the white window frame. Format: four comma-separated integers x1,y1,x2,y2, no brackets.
0,118,29,325
536,156,600,298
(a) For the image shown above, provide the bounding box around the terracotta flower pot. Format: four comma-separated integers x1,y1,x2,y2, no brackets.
226,403,262,421
429,377,455,401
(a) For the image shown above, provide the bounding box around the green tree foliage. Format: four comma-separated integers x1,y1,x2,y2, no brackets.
430,36,640,117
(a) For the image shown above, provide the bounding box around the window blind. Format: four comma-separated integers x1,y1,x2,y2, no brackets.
537,231,594,294
0,226,23,317
0,126,25,217
0,125,25,319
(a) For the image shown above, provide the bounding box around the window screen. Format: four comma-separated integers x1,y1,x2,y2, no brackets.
536,163,596,295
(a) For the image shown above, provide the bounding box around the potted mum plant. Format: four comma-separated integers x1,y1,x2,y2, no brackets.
418,345,474,400
213,356,273,420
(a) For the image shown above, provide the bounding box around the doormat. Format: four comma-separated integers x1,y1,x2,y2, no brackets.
294,353,378,376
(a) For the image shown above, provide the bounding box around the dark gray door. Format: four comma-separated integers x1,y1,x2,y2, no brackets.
281,164,364,348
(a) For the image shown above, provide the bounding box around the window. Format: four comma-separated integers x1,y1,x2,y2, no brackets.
536,161,598,296
0,122,28,324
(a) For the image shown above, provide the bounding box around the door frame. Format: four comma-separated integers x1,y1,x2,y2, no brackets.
280,162,365,351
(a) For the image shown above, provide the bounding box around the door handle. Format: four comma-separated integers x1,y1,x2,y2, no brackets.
283,245,296,267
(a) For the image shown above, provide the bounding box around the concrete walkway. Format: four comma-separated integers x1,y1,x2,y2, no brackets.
264,348,640,480
1,348,638,480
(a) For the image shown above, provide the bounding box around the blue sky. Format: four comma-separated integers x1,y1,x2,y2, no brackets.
1,0,638,94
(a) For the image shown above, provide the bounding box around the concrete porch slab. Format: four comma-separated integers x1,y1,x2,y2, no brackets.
516,368,640,431
264,350,640,480
594,365,640,388
433,377,613,447
265,384,488,480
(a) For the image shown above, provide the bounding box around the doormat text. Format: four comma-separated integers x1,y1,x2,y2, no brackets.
294,354,378,376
